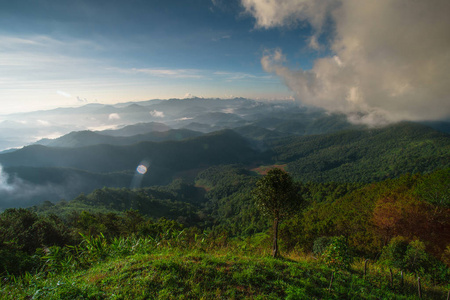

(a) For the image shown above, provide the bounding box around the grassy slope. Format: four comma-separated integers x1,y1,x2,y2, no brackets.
2,248,448,300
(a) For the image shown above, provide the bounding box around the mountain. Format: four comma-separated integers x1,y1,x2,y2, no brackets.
420,121,450,134
35,129,203,148
232,125,287,141
0,129,258,173
0,130,259,207
270,122,450,182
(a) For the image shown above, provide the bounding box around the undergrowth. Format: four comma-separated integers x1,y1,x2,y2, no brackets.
1,232,449,299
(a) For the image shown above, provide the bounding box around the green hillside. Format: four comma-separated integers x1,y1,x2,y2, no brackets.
3,248,448,299
270,122,450,182
1,168,449,299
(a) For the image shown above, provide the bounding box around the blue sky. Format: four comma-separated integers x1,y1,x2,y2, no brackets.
0,0,318,113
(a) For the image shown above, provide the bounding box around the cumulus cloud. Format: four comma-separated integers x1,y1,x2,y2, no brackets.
243,0,450,124
149,110,165,118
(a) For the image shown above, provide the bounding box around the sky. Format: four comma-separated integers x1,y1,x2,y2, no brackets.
0,0,306,113
1,0,449,124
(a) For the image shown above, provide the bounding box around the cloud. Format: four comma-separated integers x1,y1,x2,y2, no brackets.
57,90,71,98
243,0,450,124
212,35,231,42
37,120,51,126
222,108,235,114
242,0,334,31
121,68,205,79
149,110,165,118
108,113,121,120
214,71,272,82
183,93,197,99
0,165,14,192
0,163,88,209
77,96,88,103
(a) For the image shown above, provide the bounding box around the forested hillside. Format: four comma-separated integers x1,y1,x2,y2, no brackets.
271,122,450,182
1,168,449,299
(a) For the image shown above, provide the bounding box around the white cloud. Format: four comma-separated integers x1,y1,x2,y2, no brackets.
183,93,197,99
108,113,121,120
214,71,272,81
242,0,333,32
0,165,14,192
37,120,51,126
222,108,235,114
121,68,205,79
149,110,165,118
244,0,450,124
57,90,71,98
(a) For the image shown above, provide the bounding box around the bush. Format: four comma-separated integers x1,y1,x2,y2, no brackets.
380,237,450,283
320,236,353,270
312,236,333,256
379,236,409,270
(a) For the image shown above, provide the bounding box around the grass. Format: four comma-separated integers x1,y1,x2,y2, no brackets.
2,246,449,299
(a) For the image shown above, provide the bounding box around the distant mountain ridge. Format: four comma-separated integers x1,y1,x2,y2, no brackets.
0,129,257,173
35,128,202,148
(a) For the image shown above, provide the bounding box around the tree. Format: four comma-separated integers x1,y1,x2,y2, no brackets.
252,168,300,257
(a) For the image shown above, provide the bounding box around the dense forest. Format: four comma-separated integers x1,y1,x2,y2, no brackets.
1,165,449,298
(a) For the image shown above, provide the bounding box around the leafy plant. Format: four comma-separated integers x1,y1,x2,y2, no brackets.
321,236,353,271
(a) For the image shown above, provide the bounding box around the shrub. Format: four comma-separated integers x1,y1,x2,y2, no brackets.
312,236,333,256
380,237,450,283
320,236,353,270
379,236,409,269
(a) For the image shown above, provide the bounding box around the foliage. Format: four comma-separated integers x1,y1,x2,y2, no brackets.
252,168,301,257
268,122,450,183
320,236,353,271
252,168,300,220
380,237,450,283
312,236,333,256
2,246,449,300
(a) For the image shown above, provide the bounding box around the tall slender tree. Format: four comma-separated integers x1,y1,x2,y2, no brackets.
252,168,300,257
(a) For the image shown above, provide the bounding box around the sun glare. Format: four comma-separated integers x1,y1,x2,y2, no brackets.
136,164,148,175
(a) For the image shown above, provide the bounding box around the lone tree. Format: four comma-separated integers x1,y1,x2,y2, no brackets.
252,168,300,257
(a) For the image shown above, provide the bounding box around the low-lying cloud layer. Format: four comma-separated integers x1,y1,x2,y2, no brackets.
243,0,450,125
0,164,66,209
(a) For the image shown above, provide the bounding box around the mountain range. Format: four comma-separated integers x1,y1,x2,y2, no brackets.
0,98,448,209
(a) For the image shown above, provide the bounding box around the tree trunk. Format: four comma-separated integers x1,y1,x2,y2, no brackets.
272,217,279,258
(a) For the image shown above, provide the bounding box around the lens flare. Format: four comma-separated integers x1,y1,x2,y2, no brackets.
136,164,147,174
